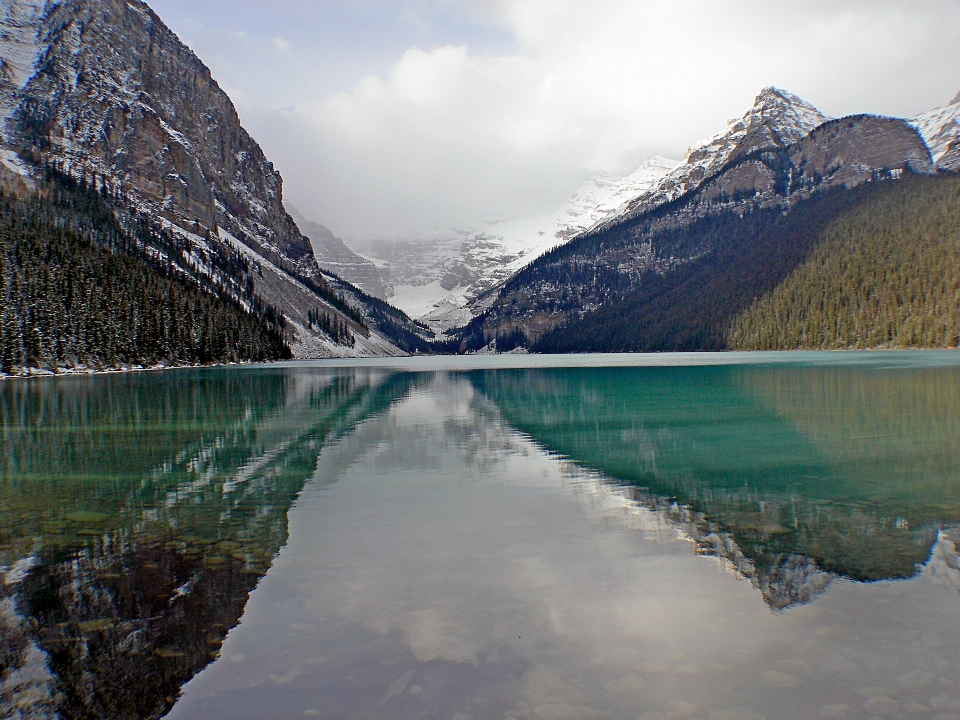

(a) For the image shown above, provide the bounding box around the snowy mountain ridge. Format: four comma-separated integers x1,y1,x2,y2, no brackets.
370,155,680,330
910,91,960,172
597,87,832,230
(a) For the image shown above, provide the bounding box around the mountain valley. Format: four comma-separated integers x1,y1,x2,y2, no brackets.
0,0,959,368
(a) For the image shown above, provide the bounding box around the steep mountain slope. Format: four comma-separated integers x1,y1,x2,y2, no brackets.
0,0,426,360
458,112,936,352
729,175,960,350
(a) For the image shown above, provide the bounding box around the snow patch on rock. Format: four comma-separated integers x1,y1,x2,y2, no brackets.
910,93,960,166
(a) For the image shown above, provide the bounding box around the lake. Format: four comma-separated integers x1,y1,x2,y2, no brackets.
2,352,960,720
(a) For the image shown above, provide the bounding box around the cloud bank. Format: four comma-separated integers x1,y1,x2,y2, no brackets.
152,0,960,239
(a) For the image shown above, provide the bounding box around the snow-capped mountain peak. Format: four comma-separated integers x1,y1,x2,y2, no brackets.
909,90,960,171
603,87,832,228
707,86,829,150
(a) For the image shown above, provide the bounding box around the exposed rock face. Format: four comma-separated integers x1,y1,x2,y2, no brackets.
695,114,934,206
286,203,389,299
0,0,44,128
11,0,314,277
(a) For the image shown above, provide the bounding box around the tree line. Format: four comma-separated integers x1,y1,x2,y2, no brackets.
531,174,960,353
0,169,291,373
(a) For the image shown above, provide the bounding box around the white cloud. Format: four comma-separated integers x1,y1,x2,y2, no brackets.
270,36,291,52
199,0,960,239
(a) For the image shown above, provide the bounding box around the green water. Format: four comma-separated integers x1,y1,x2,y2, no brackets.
1,353,959,720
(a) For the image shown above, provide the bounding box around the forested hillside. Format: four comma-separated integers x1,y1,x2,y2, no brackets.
0,170,291,374
529,174,960,353
729,177,960,349
455,113,939,353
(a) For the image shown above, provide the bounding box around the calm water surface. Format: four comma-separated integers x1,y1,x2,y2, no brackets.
2,352,960,720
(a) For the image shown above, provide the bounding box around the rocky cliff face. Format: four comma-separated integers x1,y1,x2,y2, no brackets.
10,0,314,276
694,114,933,208
0,0,424,358
0,0,43,129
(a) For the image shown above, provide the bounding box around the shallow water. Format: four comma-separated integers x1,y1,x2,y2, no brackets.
2,353,960,720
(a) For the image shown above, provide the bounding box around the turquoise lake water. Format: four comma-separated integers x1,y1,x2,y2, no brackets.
2,352,960,719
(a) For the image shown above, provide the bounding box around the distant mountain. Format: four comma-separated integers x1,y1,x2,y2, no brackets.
355,155,680,331
0,0,429,370
376,87,830,331
285,203,389,300
453,87,953,353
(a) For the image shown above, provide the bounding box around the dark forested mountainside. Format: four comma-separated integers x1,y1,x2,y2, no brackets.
530,192,847,353
530,175,960,353
729,175,960,349
0,169,291,373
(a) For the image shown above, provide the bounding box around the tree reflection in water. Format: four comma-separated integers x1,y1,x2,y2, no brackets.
0,368,417,720
470,363,960,607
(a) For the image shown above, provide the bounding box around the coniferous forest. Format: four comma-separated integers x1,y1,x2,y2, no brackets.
529,174,960,353
0,169,291,374
728,176,960,349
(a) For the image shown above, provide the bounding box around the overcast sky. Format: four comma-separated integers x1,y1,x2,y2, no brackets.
148,0,960,240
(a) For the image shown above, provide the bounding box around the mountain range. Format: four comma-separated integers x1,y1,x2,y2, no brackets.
346,87,960,337
1,0,959,371
345,155,681,331
449,88,960,352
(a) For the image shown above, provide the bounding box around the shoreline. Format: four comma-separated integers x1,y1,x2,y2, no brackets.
4,347,959,381
0,359,272,381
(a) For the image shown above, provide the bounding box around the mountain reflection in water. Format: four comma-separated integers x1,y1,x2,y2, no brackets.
473,363,960,606
1,355,959,720
0,368,416,719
